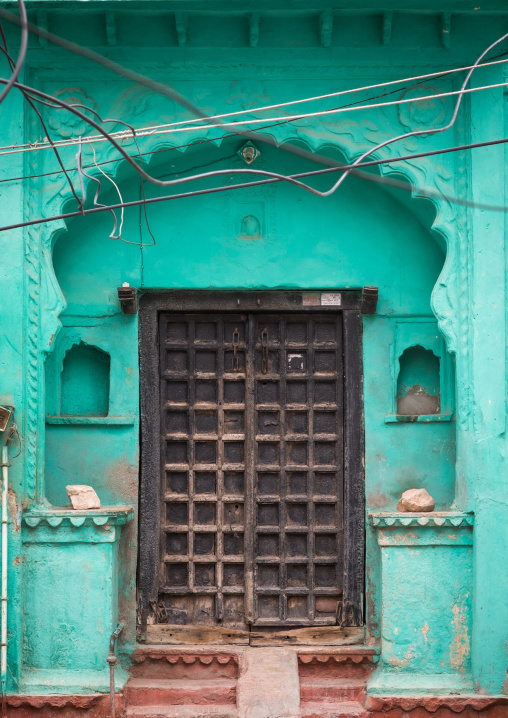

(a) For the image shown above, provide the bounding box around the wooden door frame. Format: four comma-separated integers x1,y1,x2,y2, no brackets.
138,290,366,640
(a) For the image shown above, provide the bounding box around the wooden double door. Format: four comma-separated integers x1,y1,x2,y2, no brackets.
139,293,364,638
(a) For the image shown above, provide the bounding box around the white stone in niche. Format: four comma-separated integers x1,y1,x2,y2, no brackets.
66,485,101,510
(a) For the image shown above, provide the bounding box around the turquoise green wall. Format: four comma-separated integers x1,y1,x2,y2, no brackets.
369,514,474,695
46,143,455,654
1,0,507,698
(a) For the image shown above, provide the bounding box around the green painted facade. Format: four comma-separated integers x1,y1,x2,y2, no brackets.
0,0,507,700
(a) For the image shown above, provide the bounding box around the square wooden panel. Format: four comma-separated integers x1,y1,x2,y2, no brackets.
154,311,347,629
252,316,344,626
160,314,248,627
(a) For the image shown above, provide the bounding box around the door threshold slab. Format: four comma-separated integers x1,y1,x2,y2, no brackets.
249,626,365,646
143,626,250,645
141,625,366,647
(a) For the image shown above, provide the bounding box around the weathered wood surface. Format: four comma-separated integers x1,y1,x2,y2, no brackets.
146,625,249,645
249,626,364,646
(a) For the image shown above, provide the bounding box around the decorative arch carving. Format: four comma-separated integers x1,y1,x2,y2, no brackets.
26,79,466,503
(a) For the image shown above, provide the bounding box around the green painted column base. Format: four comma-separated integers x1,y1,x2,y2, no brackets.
369,512,474,696
21,507,134,695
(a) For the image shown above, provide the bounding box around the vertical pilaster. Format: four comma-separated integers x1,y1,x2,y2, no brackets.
0,41,27,690
465,64,508,693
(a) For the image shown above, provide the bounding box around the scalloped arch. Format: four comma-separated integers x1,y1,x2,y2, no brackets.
40,122,460,355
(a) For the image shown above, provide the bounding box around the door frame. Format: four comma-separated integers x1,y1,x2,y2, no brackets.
138,290,365,639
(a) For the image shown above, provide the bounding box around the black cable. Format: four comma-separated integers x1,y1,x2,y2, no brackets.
2,6,505,181
0,31,81,204
2,127,508,191
10,55,462,154
0,12,506,224
3,134,508,234
0,20,505,199
2,75,449,201
2,64,508,225
0,6,358,172
4,43,508,175
65,106,157,244
329,30,508,195
132,135,157,246
5,74,508,211
0,76,331,196
0,0,27,107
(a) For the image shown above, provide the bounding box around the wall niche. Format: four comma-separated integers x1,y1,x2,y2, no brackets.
386,319,454,423
61,343,110,417
396,345,440,415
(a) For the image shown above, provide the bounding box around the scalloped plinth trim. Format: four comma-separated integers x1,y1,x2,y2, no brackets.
131,651,238,666
298,652,378,665
365,694,508,713
6,694,108,709
22,506,134,528
369,512,474,528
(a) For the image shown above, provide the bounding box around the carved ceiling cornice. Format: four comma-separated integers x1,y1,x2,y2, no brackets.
18,4,508,52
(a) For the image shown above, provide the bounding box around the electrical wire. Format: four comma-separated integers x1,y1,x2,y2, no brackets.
73,80,508,140
80,56,508,137
89,143,124,238
0,11,507,227
78,137,125,238
1,23,502,208
6,421,22,461
1,3,507,187
0,82,411,155
131,134,157,246
1,76,320,195
3,133,508,235
0,11,506,225
0,27,81,204
4,76,508,155
2,1,508,136
2,122,508,190
3,44,508,153
0,0,27,108
0,18,503,203
322,29,508,195
69,105,156,241
88,140,158,247
66,109,156,244
0,72,502,228
0,75,415,198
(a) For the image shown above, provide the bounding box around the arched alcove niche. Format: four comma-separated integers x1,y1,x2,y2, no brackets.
49,138,456,509
397,345,440,416
60,343,111,417
52,137,444,317
43,133,457,647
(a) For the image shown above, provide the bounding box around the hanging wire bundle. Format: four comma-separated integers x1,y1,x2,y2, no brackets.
1,2,508,243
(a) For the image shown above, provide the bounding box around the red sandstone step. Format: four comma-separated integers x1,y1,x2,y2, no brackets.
300,701,368,718
126,705,239,718
300,678,365,703
130,651,239,680
125,679,237,706
298,653,375,681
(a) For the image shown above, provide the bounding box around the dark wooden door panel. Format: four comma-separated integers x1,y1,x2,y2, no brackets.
140,293,364,635
252,316,344,626
146,306,359,631
138,290,365,642
160,314,248,629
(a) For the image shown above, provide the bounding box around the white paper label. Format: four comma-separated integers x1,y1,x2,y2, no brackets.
320,293,342,306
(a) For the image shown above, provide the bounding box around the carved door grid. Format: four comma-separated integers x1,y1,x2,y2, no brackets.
139,292,364,637
158,312,347,629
